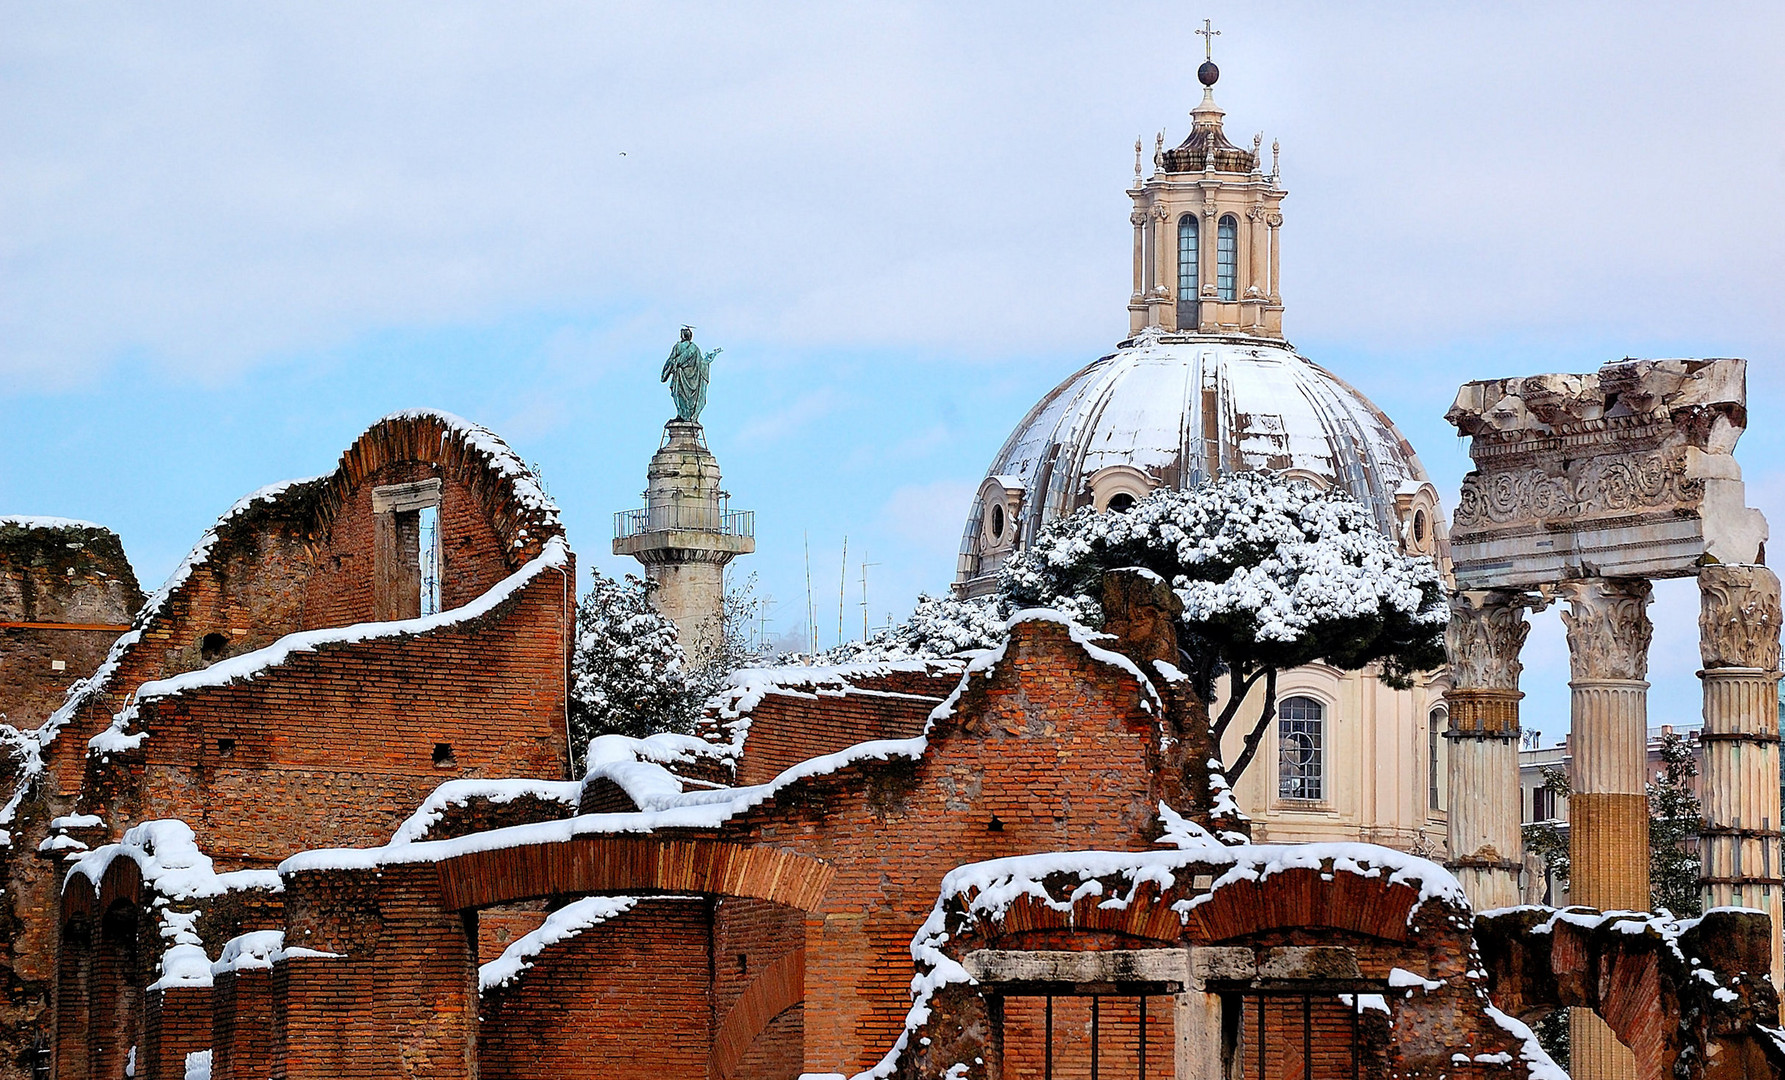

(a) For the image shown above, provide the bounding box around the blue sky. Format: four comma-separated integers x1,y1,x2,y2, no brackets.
5,2,1783,740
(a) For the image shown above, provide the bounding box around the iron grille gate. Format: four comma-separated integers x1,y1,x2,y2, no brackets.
1002,994,1166,1079
1224,993,1361,1079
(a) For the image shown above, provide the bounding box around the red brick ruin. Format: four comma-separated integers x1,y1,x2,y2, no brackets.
3,411,1782,1079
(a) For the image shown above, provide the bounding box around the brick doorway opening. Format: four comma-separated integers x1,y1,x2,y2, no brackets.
998,993,1174,1079
1222,993,1360,1079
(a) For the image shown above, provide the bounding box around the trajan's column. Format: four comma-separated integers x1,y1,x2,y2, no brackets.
1443,359,1777,1080
614,328,755,663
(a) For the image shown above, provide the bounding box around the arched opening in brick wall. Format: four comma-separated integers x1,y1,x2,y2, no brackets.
430,836,834,1080
58,858,155,1080
88,900,147,1080
931,868,1419,1080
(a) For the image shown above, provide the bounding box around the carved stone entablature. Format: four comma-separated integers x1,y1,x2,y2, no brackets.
1445,358,1767,589
1561,578,1653,683
1452,448,1704,528
1699,564,1783,671
1445,590,1531,691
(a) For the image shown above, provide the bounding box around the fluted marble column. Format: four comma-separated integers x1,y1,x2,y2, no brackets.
1698,564,1784,1001
1443,590,1530,912
1563,577,1653,1080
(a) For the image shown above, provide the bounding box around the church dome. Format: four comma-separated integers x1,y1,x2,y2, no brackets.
954,331,1446,593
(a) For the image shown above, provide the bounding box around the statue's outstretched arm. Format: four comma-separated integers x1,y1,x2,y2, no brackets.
706,347,723,362
661,357,674,382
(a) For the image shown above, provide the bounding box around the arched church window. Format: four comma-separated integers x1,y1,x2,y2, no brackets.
1217,215,1238,301
1177,215,1199,326
1428,706,1447,811
1277,696,1324,801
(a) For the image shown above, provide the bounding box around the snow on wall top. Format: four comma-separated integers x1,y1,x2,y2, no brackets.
478,896,639,992
123,536,569,710
389,776,584,846
282,610,1167,873
0,515,109,531
960,336,1435,582
855,824,1473,1080
378,408,560,526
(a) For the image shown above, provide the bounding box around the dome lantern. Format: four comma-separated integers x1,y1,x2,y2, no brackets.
1128,29,1285,340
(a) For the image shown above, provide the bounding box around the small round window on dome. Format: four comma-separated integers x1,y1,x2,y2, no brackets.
1107,493,1136,513
1413,509,1427,544
990,504,1005,539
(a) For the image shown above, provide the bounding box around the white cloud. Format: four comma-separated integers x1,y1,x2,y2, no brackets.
5,3,1781,388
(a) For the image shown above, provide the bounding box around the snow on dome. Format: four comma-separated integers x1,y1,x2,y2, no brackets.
957,335,1439,590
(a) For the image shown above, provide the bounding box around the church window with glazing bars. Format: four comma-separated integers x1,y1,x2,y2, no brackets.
1177,215,1199,326
1278,695,1324,801
1217,215,1238,300
1428,706,1446,811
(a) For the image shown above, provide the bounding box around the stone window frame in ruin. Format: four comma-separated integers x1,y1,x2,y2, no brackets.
371,477,444,621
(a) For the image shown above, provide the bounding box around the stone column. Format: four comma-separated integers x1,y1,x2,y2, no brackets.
1130,209,1147,297
1129,207,1149,334
1200,200,1218,330
1443,590,1530,911
1562,577,1653,1080
1152,204,1172,328
1266,211,1282,303
1697,564,1784,998
614,421,754,664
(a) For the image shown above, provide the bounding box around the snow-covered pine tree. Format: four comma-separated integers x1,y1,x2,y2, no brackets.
569,570,705,751
999,473,1448,783
821,592,1007,663
1649,730,1703,917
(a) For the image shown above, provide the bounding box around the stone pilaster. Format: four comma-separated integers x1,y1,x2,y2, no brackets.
1443,589,1529,912
1697,563,1784,1000
1562,576,1653,1080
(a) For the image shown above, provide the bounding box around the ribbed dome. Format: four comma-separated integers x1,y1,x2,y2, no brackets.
955,332,1444,591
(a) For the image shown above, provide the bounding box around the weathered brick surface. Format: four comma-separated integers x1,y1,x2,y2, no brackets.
275,864,477,1080
81,566,571,863
730,689,939,787
478,899,713,1080
9,413,569,1080
210,968,273,1080
143,985,212,1080
705,616,1208,1073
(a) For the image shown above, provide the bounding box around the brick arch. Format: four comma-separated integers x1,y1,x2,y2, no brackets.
948,866,1421,952
431,836,834,912
1182,867,1419,944
316,410,562,567
60,854,146,926
710,947,805,1080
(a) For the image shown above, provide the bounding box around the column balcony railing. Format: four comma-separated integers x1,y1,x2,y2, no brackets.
614,501,755,541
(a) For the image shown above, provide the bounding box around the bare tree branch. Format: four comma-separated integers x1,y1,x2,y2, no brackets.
1225,668,1279,784
1210,664,1266,744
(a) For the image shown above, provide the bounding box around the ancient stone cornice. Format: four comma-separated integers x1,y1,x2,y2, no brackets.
1446,358,1746,448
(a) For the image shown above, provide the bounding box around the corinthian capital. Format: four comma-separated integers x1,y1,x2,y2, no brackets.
1561,578,1653,682
1699,563,1783,670
1445,590,1531,691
